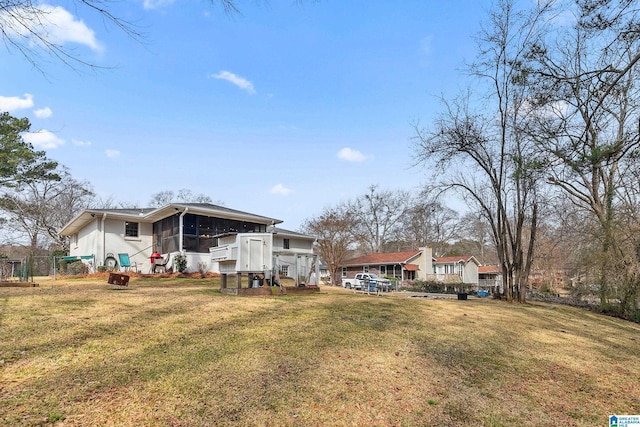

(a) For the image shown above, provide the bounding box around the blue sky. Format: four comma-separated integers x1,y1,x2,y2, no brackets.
0,1,491,230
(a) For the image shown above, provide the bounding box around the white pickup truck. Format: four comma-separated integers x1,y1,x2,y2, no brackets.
342,273,392,292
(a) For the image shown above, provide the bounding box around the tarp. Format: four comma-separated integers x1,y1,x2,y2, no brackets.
62,255,94,261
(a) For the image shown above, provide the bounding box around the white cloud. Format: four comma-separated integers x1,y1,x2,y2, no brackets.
269,184,292,196
142,0,177,9
34,107,53,118
23,130,65,149
106,149,120,158
0,93,34,112
1,5,102,52
210,71,256,94
337,147,366,162
72,139,91,147
44,5,102,51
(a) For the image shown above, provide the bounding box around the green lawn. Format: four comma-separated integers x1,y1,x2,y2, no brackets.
1,276,639,426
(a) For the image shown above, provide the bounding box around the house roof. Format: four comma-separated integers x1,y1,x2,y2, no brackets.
404,264,420,271
58,203,283,237
478,265,501,274
267,226,315,241
434,255,479,265
342,250,422,266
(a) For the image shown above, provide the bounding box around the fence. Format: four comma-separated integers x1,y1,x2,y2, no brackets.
53,255,96,279
0,258,28,281
0,254,101,281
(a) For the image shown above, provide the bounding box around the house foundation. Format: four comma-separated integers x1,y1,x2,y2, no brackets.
219,272,320,296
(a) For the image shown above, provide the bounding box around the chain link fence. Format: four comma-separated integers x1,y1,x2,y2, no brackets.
0,255,100,281
0,257,28,281
52,255,96,278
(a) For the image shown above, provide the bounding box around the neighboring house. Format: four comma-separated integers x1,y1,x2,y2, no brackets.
58,203,316,277
478,265,502,293
428,255,480,287
528,268,571,290
340,247,433,285
269,226,318,284
318,262,331,284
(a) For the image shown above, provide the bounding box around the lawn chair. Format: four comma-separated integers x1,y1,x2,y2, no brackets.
117,253,137,272
153,254,170,274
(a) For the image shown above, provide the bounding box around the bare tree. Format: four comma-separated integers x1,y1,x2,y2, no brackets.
148,189,214,207
0,167,94,251
347,185,411,254
458,212,493,261
300,204,355,286
413,0,551,302
527,1,640,312
0,0,272,69
396,196,460,255
0,1,138,69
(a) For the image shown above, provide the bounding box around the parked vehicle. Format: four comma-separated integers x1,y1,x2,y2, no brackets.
343,273,393,291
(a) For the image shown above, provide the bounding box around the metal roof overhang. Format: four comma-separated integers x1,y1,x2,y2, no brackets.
58,210,148,237
143,204,282,224
59,204,283,237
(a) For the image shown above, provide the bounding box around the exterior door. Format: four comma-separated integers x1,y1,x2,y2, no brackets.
248,238,263,271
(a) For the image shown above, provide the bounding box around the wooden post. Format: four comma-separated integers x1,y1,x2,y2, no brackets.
236,273,242,289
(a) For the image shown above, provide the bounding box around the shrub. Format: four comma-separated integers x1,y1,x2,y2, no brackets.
406,279,448,293
63,260,89,275
174,254,187,273
197,262,208,275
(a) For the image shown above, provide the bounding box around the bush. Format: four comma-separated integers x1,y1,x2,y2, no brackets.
406,279,447,293
61,260,89,275
197,262,208,275
174,254,187,273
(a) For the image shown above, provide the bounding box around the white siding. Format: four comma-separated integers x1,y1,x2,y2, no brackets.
72,217,153,270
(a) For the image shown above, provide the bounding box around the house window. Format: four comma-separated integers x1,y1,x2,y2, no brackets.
363,266,369,273
342,268,347,277
279,265,289,277
173,213,267,254
283,238,290,249
125,222,139,238
379,265,387,275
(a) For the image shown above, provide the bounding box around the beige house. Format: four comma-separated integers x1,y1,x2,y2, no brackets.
340,247,434,285
340,248,485,287
427,255,480,286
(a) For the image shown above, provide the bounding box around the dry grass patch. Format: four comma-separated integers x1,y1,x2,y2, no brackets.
1,279,639,426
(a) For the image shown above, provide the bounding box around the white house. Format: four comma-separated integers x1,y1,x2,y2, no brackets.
58,203,317,277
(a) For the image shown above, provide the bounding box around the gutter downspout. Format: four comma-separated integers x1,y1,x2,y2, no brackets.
178,207,189,254
101,213,107,265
